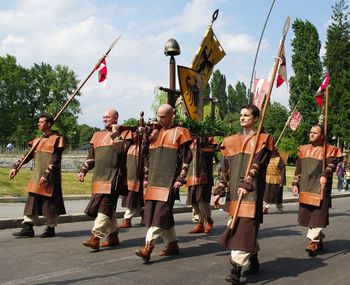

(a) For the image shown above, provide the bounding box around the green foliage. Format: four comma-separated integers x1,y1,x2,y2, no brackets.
289,19,323,145
264,102,289,140
324,0,350,146
210,70,227,120
227,81,250,113
0,55,81,146
178,117,232,137
278,136,299,164
75,124,100,147
123,117,139,127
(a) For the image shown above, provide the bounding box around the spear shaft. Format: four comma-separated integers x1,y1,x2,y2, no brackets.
12,36,121,177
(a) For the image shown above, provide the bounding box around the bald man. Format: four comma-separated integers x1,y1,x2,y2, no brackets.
78,109,132,250
135,104,192,262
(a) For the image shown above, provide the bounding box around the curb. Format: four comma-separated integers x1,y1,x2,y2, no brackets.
1,193,350,230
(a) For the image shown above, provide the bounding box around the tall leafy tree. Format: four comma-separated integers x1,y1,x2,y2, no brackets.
227,81,249,114
324,0,350,146
289,19,323,144
210,69,227,120
264,102,289,141
0,55,30,141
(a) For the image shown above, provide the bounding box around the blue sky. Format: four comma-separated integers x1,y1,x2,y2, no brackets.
0,0,339,127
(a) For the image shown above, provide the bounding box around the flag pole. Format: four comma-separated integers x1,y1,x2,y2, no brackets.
247,0,277,97
323,85,330,170
11,36,121,178
275,100,300,147
227,16,290,233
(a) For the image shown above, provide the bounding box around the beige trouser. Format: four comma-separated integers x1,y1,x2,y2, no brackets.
192,201,211,223
145,226,177,246
230,242,260,266
263,201,283,210
23,215,58,227
92,212,119,238
307,227,324,242
124,207,142,219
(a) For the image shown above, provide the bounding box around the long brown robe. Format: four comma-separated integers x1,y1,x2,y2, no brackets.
142,126,192,229
215,133,273,252
186,136,217,205
80,129,131,219
293,143,342,228
12,132,66,219
121,144,144,210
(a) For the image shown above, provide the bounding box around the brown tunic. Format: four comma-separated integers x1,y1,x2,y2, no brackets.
294,143,342,228
263,154,286,204
186,137,217,205
13,132,66,219
80,129,131,218
216,133,273,252
121,144,144,210
142,126,192,228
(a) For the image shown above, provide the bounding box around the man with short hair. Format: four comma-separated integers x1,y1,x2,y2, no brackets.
10,113,66,238
78,109,132,250
292,124,342,256
135,104,192,262
212,104,273,284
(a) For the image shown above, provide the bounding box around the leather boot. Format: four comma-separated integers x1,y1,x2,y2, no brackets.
188,223,205,234
225,258,242,284
13,223,34,237
40,226,55,238
100,232,120,247
158,241,180,256
305,241,323,257
204,217,214,233
243,253,259,275
119,219,132,228
83,235,100,250
135,244,154,262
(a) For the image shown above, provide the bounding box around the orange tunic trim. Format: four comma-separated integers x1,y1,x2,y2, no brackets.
91,181,112,194
149,127,192,150
144,186,170,202
298,144,343,160
220,133,273,157
26,180,53,197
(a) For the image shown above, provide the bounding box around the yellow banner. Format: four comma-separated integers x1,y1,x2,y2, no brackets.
178,66,203,121
190,27,226,87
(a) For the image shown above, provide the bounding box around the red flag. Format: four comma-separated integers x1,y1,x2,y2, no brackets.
276,47,287,88
289,111,302,131
253,79,268,110
96,58,107,82
315,72,329,108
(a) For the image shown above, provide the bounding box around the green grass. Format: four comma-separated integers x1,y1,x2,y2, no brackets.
0,165,338,197
0,168,92,197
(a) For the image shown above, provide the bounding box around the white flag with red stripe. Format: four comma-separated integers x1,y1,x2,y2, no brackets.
96,58,107,83
276,46,287,88
289,111,302,131
253,79,268,110
315,72,329,108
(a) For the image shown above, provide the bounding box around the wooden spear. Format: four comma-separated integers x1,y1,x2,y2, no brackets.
11,36,121,178
227,16,291,233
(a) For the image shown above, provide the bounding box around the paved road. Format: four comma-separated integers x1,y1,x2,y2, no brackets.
0,197,349,285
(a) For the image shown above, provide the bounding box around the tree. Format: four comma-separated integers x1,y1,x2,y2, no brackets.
264,102,289,141
324,0,350,146
227,81,250,114
0,55,30,142
289,19,323,144
210,69,227,120
28,63,80,144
